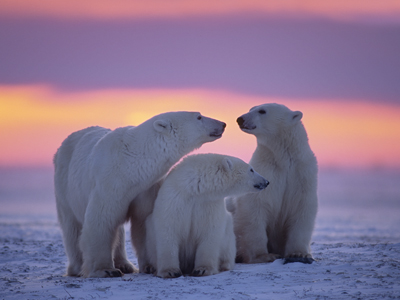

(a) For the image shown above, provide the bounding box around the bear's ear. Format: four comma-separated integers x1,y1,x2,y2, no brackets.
153,119,171,133
222,157,233,172
291,111,303,124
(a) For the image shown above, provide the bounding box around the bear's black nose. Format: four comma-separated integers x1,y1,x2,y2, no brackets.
222,122,227,128
254,180,269,190
237,117,244,127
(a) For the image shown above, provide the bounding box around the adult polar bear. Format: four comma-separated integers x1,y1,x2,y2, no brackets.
233,103,318,264
54,111,226,278
145,154,270,278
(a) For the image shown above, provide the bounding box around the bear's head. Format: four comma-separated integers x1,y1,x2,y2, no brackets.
236,103,303,144
172,154,269,198
219,155,270,197
152,111,226,152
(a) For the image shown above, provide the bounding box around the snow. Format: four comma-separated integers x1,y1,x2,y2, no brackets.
1,169,400,299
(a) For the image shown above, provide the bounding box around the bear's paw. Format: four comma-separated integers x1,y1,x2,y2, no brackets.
284,253,315,264
114,260,137,274
104,269,124,277
85,268,124,278
158,268,182,279
192,266,217,277
143,264,156,274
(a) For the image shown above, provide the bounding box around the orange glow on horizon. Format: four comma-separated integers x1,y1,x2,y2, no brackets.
0,0,399,20
1,85,400,170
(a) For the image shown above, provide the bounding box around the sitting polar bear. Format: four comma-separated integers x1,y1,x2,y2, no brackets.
53,111,226,278
145,153,269,278
233,103,318,264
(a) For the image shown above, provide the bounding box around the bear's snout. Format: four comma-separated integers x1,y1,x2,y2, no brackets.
237,116,244,127
210,121,226,138
254,180,269,190
237,116,256,130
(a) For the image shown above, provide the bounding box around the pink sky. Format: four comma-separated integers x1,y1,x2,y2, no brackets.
0,1,399,169
1,86,400,170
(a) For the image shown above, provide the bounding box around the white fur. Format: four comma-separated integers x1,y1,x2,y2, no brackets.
233,103,318,263
145,154,269,278
128,179,164,273
53,112,225,277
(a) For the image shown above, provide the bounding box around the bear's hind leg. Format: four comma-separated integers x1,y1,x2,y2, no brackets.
57,212,83,276
218,216,236,273
234,209,274,263
65,228,84,276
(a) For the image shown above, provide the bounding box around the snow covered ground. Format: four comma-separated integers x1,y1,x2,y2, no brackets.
1,168,400,299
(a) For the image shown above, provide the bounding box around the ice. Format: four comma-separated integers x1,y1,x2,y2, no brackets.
0,168,399,299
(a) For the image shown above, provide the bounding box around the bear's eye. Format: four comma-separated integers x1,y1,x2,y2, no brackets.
258,109,266,114
197,115,202,120
250,168,254,173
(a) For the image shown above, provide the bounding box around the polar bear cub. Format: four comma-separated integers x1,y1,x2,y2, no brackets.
145,153,269,278
233,103,318,264
54,111,226,277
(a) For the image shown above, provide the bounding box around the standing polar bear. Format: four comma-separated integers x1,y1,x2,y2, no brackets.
233,103,318,264
54,111,226,278
145,154,269,278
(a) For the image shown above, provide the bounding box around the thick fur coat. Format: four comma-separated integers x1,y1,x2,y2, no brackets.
54,112,225,277
233,103,318,264
145,154,269,278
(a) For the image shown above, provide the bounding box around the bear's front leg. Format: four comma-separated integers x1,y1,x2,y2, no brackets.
130,212,152,273
156,246,182,278
79,198,127,278
155,238,182,278
113,225,137,274
192,245,219,277
284,204,317,264
192,224,223,276
80,228,123,278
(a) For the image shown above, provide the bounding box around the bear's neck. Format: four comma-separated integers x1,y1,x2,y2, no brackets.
122,127,191,184
253,124,312,165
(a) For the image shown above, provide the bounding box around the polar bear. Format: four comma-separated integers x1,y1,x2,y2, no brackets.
53,111,226,278
145,154,269,278
233,103,318,264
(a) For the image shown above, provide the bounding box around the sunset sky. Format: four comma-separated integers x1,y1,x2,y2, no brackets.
1,1,400,170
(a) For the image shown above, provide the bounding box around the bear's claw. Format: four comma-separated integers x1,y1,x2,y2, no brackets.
158,268,182,278
168,271,182,278
192,269,206,276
